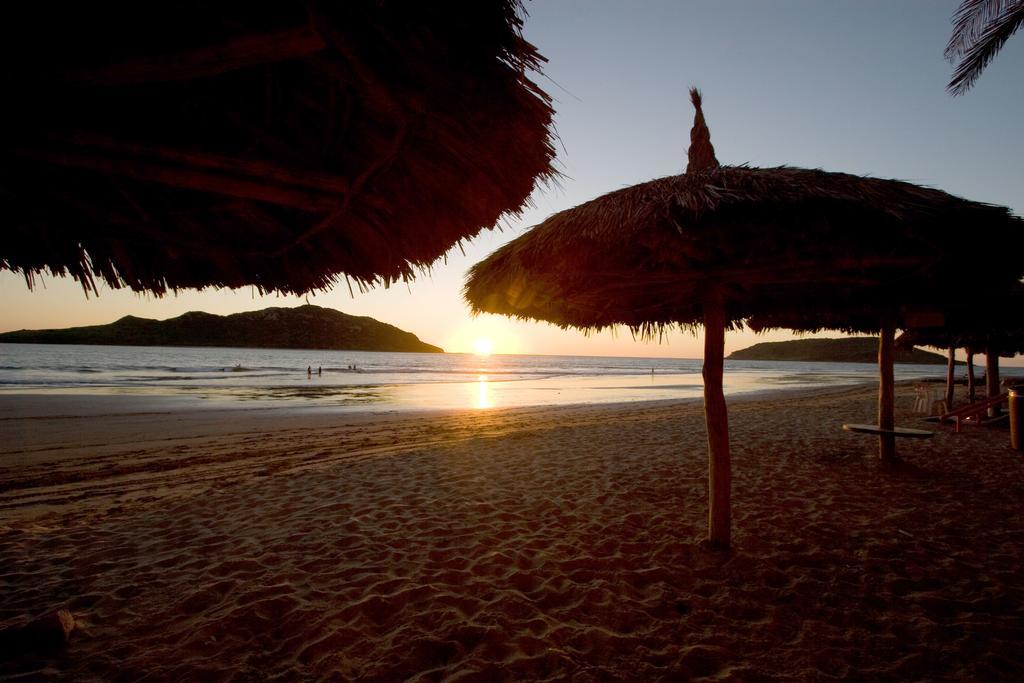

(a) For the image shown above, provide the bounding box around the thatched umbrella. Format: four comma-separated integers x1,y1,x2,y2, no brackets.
746,309,959,450
898,307,1024,412
737,291,1024,454
1,1,556,296
775,318,1024,424
465,89,1024,549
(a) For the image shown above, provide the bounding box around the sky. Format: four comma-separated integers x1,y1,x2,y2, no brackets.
2,1,1022,364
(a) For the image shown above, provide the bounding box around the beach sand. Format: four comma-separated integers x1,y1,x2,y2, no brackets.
1,384,1022,681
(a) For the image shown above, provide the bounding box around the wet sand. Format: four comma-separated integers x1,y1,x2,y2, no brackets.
1,384,1022,680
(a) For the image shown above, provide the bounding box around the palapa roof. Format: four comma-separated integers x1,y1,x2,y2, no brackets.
897,329,1024,357
466,92,1023,338
745,306,953,337
749,285,1024,357
893,289,1024,357
1,1,557,295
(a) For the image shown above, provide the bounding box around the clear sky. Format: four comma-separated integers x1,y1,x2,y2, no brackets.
2,1,1022,364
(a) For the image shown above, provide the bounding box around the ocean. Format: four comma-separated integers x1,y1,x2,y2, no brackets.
0,343,948,413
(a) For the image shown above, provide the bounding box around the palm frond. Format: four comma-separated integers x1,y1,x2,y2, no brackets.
946,0,1009,60
947,1,1024,94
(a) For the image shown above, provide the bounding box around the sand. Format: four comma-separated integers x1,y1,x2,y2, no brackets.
1,383,1022,681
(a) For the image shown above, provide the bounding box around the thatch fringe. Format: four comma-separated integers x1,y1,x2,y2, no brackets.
464,165,1024,338
1,1,558,296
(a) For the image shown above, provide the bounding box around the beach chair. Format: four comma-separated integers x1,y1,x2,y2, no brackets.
935,393,1009,433
912,384,947,415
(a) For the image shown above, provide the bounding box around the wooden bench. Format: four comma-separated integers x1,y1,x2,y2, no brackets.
932,393,1008,433
842,423,934,438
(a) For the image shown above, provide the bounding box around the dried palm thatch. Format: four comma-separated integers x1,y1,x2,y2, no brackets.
896,295,1024,410
466,167,1022,338
751,299,1024,422
898,328,1024,358
1,1,557,296
465,88,1024,549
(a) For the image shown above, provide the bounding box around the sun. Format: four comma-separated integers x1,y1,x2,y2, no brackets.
472,337,494,356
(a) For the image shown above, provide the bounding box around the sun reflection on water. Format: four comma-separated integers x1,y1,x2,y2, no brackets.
474,374,492,409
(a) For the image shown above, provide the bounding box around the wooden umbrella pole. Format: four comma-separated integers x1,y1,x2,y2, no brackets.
702,290,731,549
966,349,976,402
945,345,956,411
878,325,897,462
986,347,1001,418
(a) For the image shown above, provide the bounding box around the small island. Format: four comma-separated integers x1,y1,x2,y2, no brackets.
0,305,443,353
727,337,957,365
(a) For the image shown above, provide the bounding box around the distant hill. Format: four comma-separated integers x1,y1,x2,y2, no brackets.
0,305,443,353
727,337,956,365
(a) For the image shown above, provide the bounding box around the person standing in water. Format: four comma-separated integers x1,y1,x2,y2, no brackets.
307,366,312,378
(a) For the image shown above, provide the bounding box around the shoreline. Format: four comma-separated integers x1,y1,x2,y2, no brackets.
0,382,950,524
0,369,916,420
0,378,876,418
0,382,881,472
1,341,972,417
2,382,1022,679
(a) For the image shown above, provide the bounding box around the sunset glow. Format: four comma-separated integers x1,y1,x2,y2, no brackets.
2,4,1023,680
472,338,495,356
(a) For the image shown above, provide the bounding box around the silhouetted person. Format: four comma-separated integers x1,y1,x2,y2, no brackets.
318,366,322,376
307,366,312,378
